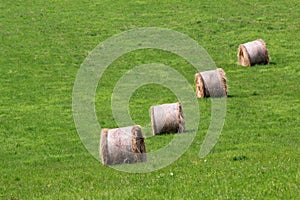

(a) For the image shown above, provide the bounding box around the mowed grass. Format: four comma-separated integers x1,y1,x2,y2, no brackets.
0,0,299,199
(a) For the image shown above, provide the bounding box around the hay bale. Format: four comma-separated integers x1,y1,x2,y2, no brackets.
238,39,270,66
100,125,146,166
195,68,227,98
150,102,185,135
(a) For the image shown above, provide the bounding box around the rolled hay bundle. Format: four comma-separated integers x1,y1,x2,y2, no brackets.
238,39,270,66
150,102,185,135
195,68,227,98
100,125,146,166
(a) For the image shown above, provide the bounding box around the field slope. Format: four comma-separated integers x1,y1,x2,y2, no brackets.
0,0,299,199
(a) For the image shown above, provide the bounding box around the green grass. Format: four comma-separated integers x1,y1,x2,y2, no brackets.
1,0,299,199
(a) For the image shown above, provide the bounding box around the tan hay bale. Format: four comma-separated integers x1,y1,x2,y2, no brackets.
100,125,146,166
238,39,270,66
150,102,185,135
195,68,227,98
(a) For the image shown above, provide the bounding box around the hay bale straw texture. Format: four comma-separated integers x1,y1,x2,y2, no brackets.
100,125,146,166
195,68,227,98
150,102,185,135
238,39,270,66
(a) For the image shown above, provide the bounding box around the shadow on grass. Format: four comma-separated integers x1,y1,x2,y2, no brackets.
227,91,259,98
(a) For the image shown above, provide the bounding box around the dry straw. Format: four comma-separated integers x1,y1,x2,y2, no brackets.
195,68,227,98
100,125,146,166
238,39,270,66
150,102,185,135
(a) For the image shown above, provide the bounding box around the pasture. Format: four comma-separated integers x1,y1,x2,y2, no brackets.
0,0,299,199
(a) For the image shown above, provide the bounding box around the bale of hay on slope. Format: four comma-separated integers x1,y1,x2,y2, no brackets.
238,39,270,66
195,68,227,98
150,102,185,135
100,125,146,166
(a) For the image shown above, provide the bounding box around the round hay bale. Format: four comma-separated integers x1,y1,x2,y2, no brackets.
195,68,227,98
150,102,185,135
100,125,146,166
238,39,270,66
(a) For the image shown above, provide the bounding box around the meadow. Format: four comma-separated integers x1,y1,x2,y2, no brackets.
0,0,299,199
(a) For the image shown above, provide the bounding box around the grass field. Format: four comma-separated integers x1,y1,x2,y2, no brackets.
1,0,299,199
